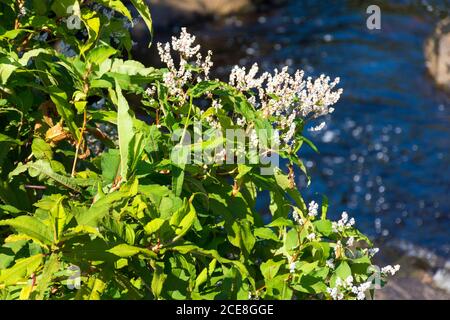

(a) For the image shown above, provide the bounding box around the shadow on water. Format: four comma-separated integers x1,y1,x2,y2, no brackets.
135,0,450,258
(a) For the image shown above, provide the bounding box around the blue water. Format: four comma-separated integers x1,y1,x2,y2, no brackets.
147,1,450,257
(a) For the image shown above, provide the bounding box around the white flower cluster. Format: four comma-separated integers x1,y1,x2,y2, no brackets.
171,28,200,58
332,211,355,233
346,236,354,247
229,63,267,92
368,247,379,257
248,291,260,300
249,129,259,149
351,280,372,300
327,276,372,300
309,121,326,132
289,261,296,273
291,201,317,225
236,117,246,126
18,5,27,18
157,28,213,98
212,99,222,111
292,209,304,226
145,86,156,97
326,286,344,300
228,63,342,146
156,29,342,151
306,232,316,241
307,200,319,218
326,259,335,269
381,264,400,276
214,148,227,163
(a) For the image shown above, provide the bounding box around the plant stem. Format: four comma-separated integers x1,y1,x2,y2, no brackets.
71,109,87,177
24,185,46,190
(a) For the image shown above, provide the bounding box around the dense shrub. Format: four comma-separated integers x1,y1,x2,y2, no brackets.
0,0,399,299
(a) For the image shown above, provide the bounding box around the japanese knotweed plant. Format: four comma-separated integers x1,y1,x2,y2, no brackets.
0,0,399,300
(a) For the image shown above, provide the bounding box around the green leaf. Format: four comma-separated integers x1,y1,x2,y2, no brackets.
26,160,83,192
267,217,294,228
77,276,106,300
34,194,67,242
101,149,121,185
32,138,53,161
113,80,135,180
321,194,328,220
236,164,253,181
263,274,289,299
109,59,151,75
151,264,166,299
0,254,43,286
0,29,30,40
290,156,310,186
300,136,319,153
19,48,49,66
138,184,172,206
127,131,146,175
34,253,59,300
169,244,250,279
171,164,185,197
144,218,166,235
0,246,15,270
284,228,299,253
0,60,18,84
61,225,101,240
80,11,101,56
188,81,221,98
254,227,279,241
260,259,284,280
76,190,127,226
0,133,22,145
48,86,79,140
194,267,208,291
0,216,54,246
107,244,156,258
50,0,77,17
94,0,132,20
170,198,197,241
228,220,255,255
87,44,117,66
293,274,327,294
274,169,306,209
175,205,196,238
313,220,332,237
296,261,319,275
129,0,153,46
32,0,49,15
334,261,352,283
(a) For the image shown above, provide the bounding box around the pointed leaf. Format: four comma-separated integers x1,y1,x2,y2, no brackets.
0,254,43,286
0,216,54,246
129,0,153,46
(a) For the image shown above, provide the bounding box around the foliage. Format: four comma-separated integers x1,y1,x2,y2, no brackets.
0,0,397,300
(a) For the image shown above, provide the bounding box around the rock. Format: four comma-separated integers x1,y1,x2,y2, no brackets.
143,0,287,29
425,18,450,91
373,242,450,300
433,264,450,293
375,267,450,300
148,0,252,28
